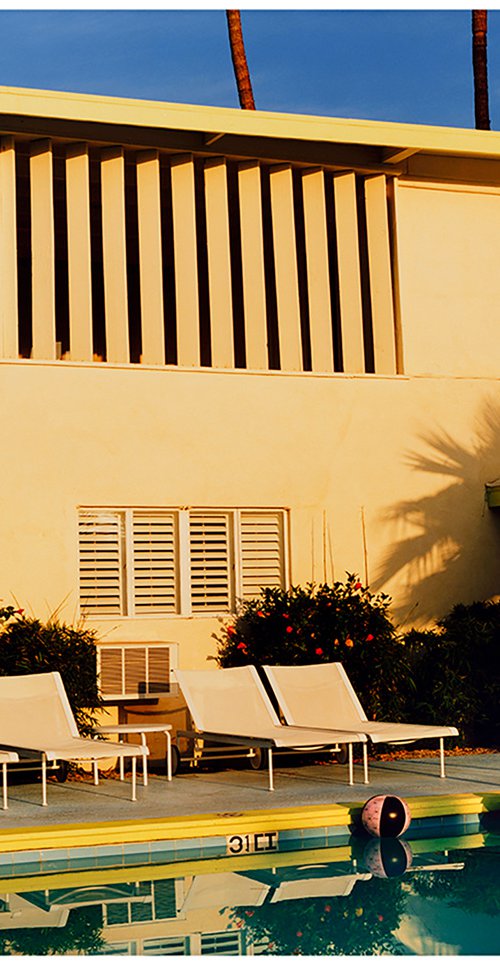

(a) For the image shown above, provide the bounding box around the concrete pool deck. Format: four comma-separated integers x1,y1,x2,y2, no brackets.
0,752,499,857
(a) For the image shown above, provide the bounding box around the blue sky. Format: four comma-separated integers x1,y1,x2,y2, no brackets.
0,8,499,129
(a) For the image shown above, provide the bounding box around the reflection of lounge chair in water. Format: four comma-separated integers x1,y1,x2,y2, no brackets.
268,873,371,902
0,893,69,929
175,665,368,789
180,869,370,913
180,873,270,913
263,663,459,779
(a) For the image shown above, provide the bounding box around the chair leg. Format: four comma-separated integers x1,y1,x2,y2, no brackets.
42,756,47,807
131,756,137,802
268,748,274,792
439,737,445,778
140,732,148,786
93,760,99,785
2,763,7,810
363,744,369,784
165,730,172,782
348,744,354,785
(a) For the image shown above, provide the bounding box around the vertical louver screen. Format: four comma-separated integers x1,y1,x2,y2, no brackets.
78,512,123,615
240,511,285,598
132,512,177,613
98,644,171,698
189,513,232,612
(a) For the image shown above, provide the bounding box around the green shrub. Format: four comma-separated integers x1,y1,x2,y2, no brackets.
213,575,413,722
0,607,102,735
403,600,500,746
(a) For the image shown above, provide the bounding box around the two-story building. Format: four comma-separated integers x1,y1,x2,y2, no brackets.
1,84,500,723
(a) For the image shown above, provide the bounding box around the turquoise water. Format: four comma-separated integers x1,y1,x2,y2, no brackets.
0,824,499,956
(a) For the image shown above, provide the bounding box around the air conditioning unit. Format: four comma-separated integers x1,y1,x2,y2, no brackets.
97,643,179,701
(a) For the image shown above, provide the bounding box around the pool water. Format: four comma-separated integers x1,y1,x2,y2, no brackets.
0,824,499,956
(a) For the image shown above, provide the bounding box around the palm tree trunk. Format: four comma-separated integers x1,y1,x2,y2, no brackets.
472,10,490,130
226,10,256,110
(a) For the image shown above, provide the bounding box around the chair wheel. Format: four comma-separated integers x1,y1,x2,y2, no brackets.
55,761,69,783
334,744,349,765
249,748,269,770
169,745,181,776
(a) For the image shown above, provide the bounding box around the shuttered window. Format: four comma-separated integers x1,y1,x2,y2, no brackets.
132,512,177,613
78,512,124,615
79,507,288,615
189,513,232,613
240,511,285,598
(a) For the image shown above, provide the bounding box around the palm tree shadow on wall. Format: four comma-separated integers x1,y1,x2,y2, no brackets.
372,399,500,626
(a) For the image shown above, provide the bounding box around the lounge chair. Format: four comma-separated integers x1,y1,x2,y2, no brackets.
0,671,148,804
0,749,20,810
263,662,459,779
174,665,368,790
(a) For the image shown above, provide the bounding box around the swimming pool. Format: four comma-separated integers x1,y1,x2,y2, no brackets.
0,815,498,956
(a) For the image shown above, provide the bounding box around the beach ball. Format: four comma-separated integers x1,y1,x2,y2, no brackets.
361,794,411,838
362,837,413,878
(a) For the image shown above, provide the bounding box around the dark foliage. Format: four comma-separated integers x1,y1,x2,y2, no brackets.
402,601,500,745
0,607,102,735
0,905,104,955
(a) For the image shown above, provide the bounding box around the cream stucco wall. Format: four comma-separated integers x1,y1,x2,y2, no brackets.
1,360,500,670
397,179,500,377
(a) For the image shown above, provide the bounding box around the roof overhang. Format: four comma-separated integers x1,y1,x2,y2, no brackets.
1,85,500,171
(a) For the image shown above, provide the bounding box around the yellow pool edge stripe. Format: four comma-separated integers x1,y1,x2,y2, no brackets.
0,792,498,853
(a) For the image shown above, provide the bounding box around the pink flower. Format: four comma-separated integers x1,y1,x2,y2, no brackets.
237,642,247,652
345,637,354,648
315,647,323,656
366,633,374,642
15,608,24,615
227,625,236,636
256,610,265,618
286,626,293,634
334,638,340,646
355,581,362,590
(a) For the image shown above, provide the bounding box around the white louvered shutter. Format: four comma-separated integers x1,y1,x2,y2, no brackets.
79,511,124,615
132,511,178,614
240,511,285,598
189,513,232,612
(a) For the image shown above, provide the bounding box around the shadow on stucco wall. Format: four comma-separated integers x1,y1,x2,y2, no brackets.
372,397,500,627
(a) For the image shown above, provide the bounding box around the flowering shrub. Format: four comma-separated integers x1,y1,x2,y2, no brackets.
213,575,412,722
227,875,406,956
